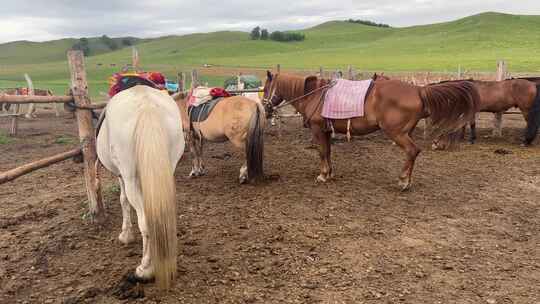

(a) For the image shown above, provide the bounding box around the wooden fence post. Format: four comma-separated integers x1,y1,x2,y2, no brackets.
493,60,506,137
9,90,21,136
348,65,354,80
276,64,281,74
67,50,105,224
24,74,36,120
191,69,199,89
177,72,185,97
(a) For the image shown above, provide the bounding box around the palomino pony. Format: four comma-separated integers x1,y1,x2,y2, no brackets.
97,85,185,289
173,93,265,183
431,79,540,149
263,72,479,190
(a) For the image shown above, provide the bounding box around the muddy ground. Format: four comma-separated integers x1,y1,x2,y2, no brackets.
0,111,539,304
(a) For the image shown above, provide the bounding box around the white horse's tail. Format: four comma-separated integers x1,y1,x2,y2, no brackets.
134,105,177,290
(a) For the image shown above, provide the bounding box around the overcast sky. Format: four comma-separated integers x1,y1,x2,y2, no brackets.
1,0,539,43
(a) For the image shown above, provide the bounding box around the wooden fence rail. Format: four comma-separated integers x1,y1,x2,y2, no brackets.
0,148,82,184
0,95,74,104
0,50,105,224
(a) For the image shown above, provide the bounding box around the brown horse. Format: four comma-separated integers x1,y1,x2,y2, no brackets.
173,94,265,183
432,79,540,149
263,72,479,190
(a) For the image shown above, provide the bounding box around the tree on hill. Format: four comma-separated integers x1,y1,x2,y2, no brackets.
346,19,391,28
72,37,90,56
250,26,261,40
269,31,305,42
100,35,119,50
260,29,269,40
121,38,134,46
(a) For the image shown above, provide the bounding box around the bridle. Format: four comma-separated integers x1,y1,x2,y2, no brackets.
262,75,336,114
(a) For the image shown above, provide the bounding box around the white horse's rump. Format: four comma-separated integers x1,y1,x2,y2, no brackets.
97,86,185,289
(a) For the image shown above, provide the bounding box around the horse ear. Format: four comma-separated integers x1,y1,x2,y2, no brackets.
267,70,273,81
304,76,318,94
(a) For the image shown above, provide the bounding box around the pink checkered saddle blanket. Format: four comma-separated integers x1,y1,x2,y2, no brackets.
322,79,373,119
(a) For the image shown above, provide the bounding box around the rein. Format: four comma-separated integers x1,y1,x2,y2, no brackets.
270,80,336,110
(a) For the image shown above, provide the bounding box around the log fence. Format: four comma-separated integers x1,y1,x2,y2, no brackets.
0,50,105,224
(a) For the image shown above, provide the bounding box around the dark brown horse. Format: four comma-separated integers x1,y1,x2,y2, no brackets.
263,72,479,190
432,79,540,148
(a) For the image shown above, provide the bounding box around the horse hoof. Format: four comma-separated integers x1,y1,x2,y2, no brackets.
189,169,202,178
316,175,328,183
398,179,411,192
135,266,155,283
118,230,135,245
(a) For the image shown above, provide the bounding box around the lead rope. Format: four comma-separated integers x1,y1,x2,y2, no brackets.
272,80,337,110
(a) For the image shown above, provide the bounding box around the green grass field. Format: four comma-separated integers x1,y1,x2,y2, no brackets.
1,12,540,99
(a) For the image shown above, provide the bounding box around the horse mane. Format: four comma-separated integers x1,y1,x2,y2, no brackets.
429,78,474,86
420,81,479,135
275,73,316,100
515,76,540,82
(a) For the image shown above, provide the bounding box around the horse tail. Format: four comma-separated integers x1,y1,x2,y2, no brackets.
246,101,265,182
525,85,540,145
420,81,479,136
134,105,177,290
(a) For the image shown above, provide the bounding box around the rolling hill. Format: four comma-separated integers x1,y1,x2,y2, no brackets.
1,12,540,98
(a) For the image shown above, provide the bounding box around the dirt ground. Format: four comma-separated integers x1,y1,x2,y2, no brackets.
1,110,539,304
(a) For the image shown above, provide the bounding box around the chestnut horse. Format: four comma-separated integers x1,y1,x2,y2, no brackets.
263,72,479,190
432,79,540,149
173,93,265,183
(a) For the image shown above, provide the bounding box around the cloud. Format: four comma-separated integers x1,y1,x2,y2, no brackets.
0,0,539,43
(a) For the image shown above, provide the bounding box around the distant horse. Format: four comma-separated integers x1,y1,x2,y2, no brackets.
25,88,60,118
173,93,265,183
0,88,59,116
97,85,185,289
432,79,540,149
263,71,479,190
0,88,18,112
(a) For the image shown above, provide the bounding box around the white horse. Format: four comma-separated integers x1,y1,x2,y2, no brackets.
97,85,185,290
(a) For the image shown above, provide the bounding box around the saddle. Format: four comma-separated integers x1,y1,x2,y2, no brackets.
188,97,224,123
108,72,166,98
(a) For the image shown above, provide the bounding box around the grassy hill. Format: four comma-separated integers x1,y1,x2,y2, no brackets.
1,12,540,98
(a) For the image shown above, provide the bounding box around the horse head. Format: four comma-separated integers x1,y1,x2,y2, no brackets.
262,71,283,118
372,73,390,81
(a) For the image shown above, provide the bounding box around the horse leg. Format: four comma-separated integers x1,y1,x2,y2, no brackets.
228,136,249,184
390,133,421,191
25,103,36,119
189,132,206,177
312,127,332,182
118,177,135,245
123,178,154,280
54,102,61,117
469,120,477,144
460,124,467,141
